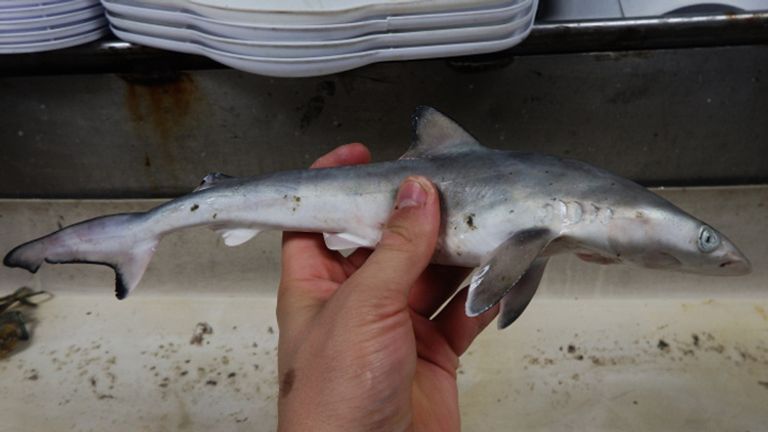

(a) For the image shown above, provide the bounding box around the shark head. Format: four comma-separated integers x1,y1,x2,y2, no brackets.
608,206,751,276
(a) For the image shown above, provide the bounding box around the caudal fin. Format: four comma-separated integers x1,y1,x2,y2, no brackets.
3,213,158,299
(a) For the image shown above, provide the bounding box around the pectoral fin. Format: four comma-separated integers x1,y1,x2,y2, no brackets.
497,258,549,329
466,228,554,317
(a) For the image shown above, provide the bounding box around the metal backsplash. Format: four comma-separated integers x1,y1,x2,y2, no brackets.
1,45,765,198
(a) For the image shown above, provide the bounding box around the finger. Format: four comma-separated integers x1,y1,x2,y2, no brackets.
278,144,372,331
310,142,371,169
341,176,440,313
433,288,499,357
408,265,471,318
281,143,372,279
341,248,373,276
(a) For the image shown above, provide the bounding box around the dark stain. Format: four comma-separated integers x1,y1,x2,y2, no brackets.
317,80,336,97
465,213,477,230
228,372,236,378
590,356,605,366
692,333,700,347
205,380,217,386
144,153,151,168
657,339,670,352
607,84,650,105
280,369,296,398
190,204,199,212
212,213,217,220
267,326,274,335
121,71,199,142
567,344,576,354
298,96,325,132
297,81,336,133
758,381,768,390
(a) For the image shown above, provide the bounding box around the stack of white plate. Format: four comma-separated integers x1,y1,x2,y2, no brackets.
1,0,107,54
103,0,538,77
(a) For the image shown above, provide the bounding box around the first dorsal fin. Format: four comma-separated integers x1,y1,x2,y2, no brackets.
401,106,483,159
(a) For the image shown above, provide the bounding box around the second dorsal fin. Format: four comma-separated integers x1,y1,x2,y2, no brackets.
400,106,484,159
194,172,235,192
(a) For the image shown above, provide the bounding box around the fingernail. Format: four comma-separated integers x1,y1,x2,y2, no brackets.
396,178,427,209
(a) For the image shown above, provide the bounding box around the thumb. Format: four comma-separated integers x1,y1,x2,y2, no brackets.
343,176,440,310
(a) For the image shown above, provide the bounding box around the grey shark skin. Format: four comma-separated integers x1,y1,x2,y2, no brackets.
3,107,751,328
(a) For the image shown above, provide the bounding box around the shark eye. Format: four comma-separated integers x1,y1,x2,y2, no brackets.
698,226,720,253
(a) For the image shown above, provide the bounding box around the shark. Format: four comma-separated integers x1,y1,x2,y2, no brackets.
3,107,751,328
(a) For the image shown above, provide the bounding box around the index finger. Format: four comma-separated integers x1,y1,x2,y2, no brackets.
281,143,372,275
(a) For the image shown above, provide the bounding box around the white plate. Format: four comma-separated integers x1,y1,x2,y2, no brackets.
0,1,68,9
0,0,99,20
107,6,533,58
104,0,531,42
0,5,103,31
109,0,515,25
0,25,105,53
0,16,105,42
110,0,536,77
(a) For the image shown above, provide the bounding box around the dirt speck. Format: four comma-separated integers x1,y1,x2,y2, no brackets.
267,326,274,335
190,322,213,345
657,339,670,352
567,344,576,354
190,204,199,212
465,213,477,230
758,381,768,390
205,380,218,386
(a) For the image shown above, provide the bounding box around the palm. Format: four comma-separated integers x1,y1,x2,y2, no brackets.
285,239,468,431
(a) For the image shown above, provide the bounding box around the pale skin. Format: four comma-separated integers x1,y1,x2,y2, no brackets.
277,143,500,432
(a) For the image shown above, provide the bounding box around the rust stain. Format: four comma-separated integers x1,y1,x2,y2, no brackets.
122,72,199,142
121,72,200,190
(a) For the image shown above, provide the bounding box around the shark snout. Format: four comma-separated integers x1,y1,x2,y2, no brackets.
716,250,751,275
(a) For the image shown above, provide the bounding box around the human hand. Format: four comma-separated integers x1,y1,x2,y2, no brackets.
277,143,499,432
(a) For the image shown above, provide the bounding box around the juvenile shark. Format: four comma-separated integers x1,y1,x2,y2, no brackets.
3,107,751,328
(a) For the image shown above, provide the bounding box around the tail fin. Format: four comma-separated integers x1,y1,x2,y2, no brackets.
3,213,158,300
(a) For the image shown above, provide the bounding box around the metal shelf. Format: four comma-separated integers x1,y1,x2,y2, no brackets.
1,11,766,76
